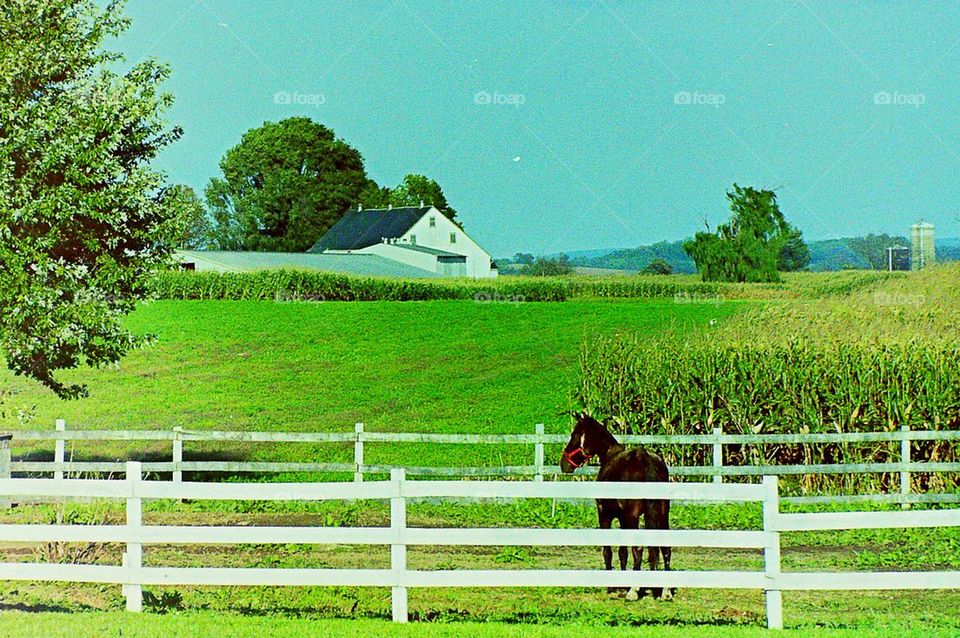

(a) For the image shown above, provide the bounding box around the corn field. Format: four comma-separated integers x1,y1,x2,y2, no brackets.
573,264,960,495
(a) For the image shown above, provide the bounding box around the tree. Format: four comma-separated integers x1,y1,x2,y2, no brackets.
520,255,573,276
513,252,535,265
164,185,209,249
387,174,458,223
0,0,184,398
683,185,807,283
777,227,811,272
848,233,909,270
642,258,673,275
206,117,373,252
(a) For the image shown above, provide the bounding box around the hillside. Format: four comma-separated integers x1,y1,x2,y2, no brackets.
546,235,959,273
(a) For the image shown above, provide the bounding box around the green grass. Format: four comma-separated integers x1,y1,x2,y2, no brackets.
2,500,959,633
3,613,957,638
2,298,740,468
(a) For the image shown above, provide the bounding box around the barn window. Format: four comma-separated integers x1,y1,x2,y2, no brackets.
449,232,457,244
429,217,436,227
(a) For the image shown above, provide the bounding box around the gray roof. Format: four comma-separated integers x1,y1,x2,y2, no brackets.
393,244,464,258
175,250,442,278
308,207,429,252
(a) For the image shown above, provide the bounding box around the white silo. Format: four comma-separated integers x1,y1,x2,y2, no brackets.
910,221,935,270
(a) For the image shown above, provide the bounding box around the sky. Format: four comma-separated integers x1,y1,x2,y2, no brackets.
114,0,960,257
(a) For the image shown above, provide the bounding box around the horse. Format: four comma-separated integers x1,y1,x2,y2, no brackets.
560,413,673,600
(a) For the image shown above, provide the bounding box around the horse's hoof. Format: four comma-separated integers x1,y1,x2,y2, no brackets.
661,588,674,601
625,588,640,601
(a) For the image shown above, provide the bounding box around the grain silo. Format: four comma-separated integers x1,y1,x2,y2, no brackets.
910,221,935,270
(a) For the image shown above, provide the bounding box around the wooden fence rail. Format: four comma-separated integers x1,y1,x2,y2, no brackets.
0,465,959,629
1,421,959,505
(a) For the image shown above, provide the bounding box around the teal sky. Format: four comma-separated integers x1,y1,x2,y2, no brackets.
115,1,960,256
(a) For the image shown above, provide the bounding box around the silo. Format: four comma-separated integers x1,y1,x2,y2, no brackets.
910,221,935,270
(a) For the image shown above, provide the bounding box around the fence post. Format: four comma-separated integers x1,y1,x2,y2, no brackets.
762,475,783,630
534,423,545,482
55,419,66,481
172,427,183,485
712,426,723,484
355,423,365,483
900,425,911,508
390,468,407,623
123,461,143,612
0,434,11,509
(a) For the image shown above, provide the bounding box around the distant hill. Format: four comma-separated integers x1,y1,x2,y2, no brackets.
516,236,960,274
567,241,697,274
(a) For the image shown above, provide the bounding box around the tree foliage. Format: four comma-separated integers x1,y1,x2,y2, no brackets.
205,117,373,252
163,185,209,249
683,185,808,283
205,120,462,252
642,258,673,275
848,233,909,270
520,255,573,276
0,0,183,397
387,174,458,223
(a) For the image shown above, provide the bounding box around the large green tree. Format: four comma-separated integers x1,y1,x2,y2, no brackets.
206,118,374,252
359,173,460,224
388,174,458,223
683,185,808,283
0,0,184,398
163,184,209,249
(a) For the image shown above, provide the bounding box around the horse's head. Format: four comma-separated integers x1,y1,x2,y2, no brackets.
560,413,608,473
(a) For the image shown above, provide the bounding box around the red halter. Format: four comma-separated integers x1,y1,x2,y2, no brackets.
563,447,592,469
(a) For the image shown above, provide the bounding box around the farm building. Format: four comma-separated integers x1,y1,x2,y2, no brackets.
176,205,498,279
309,205,497,278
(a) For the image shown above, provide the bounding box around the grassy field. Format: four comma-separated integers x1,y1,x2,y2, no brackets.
1,297,739,469
1,501,959,632
1,270,958,636
3,613,956,638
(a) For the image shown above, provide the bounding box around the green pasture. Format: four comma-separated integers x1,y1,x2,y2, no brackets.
0,297,739,469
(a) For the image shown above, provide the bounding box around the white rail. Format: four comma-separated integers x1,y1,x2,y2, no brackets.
1,422,958,505
0,464,958,629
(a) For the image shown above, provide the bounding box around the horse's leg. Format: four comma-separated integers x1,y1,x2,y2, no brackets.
659,499,675,600
598,503,618,595
617,538,628,571
644,504,663,599
620,511,642,601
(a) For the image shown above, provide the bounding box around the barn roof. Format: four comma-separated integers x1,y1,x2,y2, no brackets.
393,244,463,257
174,250,442,278
308,207,430,252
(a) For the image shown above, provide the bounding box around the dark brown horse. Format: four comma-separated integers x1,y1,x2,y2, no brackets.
560,414,673,600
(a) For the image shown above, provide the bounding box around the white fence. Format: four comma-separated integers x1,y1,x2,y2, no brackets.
0,464,959,629
2,421,959,505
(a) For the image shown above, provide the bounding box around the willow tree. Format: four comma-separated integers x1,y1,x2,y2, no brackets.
684,185,808,283
0,0,183,398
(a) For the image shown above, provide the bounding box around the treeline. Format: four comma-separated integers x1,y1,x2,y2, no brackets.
170,118,461,253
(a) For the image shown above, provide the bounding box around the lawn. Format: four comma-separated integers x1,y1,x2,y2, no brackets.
2,613,955,638
1,500,958,632
1,298,740,468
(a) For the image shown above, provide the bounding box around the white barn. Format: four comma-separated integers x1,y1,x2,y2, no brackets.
308,205,498,278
